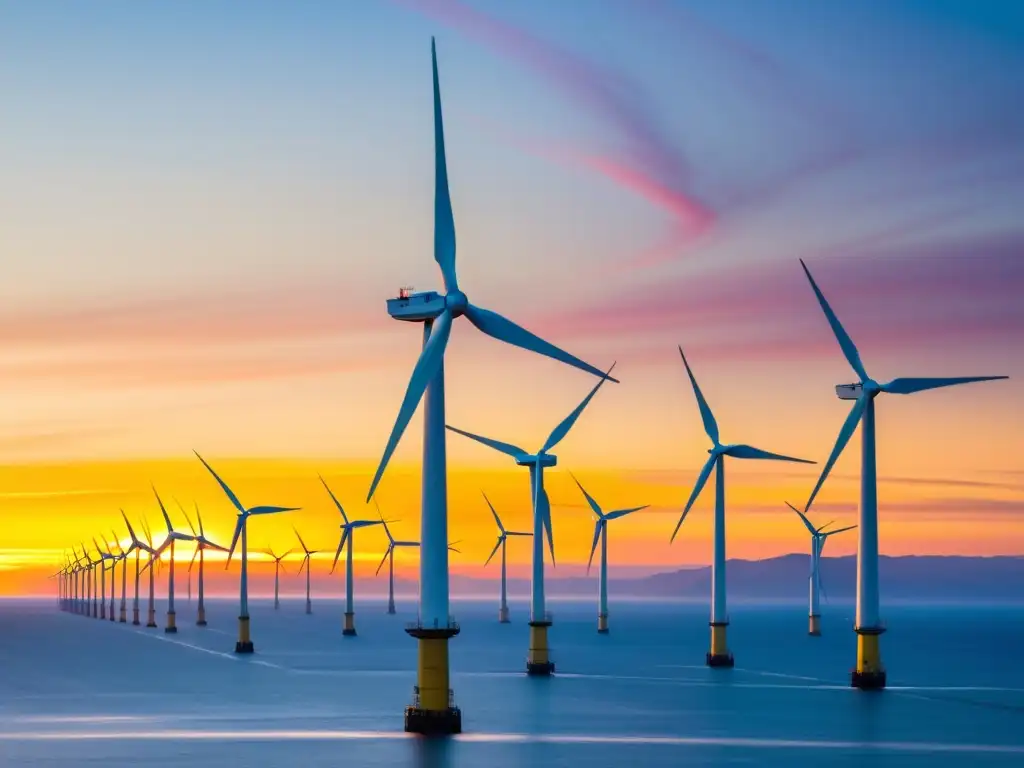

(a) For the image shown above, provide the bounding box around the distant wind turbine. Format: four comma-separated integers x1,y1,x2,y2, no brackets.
323,476,382,636
786,502,855,635
266,546,292,610
194,451,299,654
797,259,1007,689
109,530,128,623
182,501,227,626
144,488,195,634
374,501,418,615
448,363,616,675
92,536,115,621
120,511,151,625
671,346,815,668
294,527,319,615
480,492,531,623
570,472,648,633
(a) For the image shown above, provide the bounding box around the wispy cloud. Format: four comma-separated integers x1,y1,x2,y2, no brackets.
397,0,713,257
531,232,1024,360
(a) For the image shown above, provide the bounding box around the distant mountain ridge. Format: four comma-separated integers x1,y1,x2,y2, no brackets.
447,554,1024,601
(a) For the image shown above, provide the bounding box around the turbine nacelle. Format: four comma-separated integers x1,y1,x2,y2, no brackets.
514,452,557,468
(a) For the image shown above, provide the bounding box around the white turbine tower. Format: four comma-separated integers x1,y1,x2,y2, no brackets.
364,37,615,737
194,451,299,654
797,259,1007,688
447,364,616,676
481,492,531,624
672,346,815,668
120,511,151,626
109,530,128,623
570,472,648,634
322,476,382,636
92,537,114,620
266,546,292,611
182,502,228,626
294,527,319,615
146,488,196,634
786,502,855,635
374,502,419,615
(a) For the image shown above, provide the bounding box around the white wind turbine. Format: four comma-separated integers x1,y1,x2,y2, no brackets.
120,511,151,626
671,346,815,668
322,476,382,636
570,472,648,634
481,492,531,623
92,536,115,621
374,501,419,615
108,530,128,623
797,258,1007,688
364,38,616,735
448,364,616,675
266,546,293,610
181,501,228,626
144,488,195,634
786,502,855,636
193,451,299,654
293,527,319,615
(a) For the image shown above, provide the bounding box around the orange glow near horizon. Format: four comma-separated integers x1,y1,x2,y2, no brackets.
3,455,1022,596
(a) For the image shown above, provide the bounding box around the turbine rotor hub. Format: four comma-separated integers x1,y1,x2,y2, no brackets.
445,290,469,317
863,379,880,395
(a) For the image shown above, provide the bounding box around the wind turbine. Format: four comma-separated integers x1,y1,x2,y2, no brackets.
75,544,92,616
294,527,319,615
266,546,292,610
671,346,815,668
797,259,1008,688
108,530,128,623
570,472,648,634
103,534,121,623
144,489,195,634
480,492,531,623
120,511,150,625
182,501,228,626
786,503,855,635
374,502,418,615
448,363,616,676
194,451,298,653
323,476,381,636
364,38,616,737
93,536,115,620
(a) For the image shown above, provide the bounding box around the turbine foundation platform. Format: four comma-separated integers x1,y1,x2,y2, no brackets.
146,607,157,628
306,601,313,615
235,615,254,654
597,613,609,633
164,610,177,633
119,607,127,623
132,606,140,625
708,621,733,667
342,611,357,636
852,626,886,690
405,623,461,735
100,604,106,620
809,614,821,636
197,606,207,626
527,620,555,675
498,605,510,623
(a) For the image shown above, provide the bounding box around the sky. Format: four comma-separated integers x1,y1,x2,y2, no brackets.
1,0,1022,596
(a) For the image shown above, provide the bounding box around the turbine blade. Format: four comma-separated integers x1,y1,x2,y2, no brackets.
298,554,308,574
319,475,349,524
805,396,867,512
196,502,205,539
120,510,138,545
817,519,836,533
799,259,869,381
431,38,458,293
823,524,857,537
539,485,555,566
568,471,603,518
604,505,649,521
331,529,350,574
724,444,815,463
507,531,532,536
375,546,391,576
881,376,1008,395
586,521,602,573
225,516,244,568
187,547,199,573
541,362,617,453
248,505,299,515
670,455,717,542
446,425,525,458
484,537,502,566
293,525,309,554
194,451,246,515
367,309,453,502
153,487,174,532
482,491,504,533
786,501,818,535
677,346,719,445
178,499,197,538
464,303,618,383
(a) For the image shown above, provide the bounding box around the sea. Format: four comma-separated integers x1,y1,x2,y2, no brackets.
1,596,1022,766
